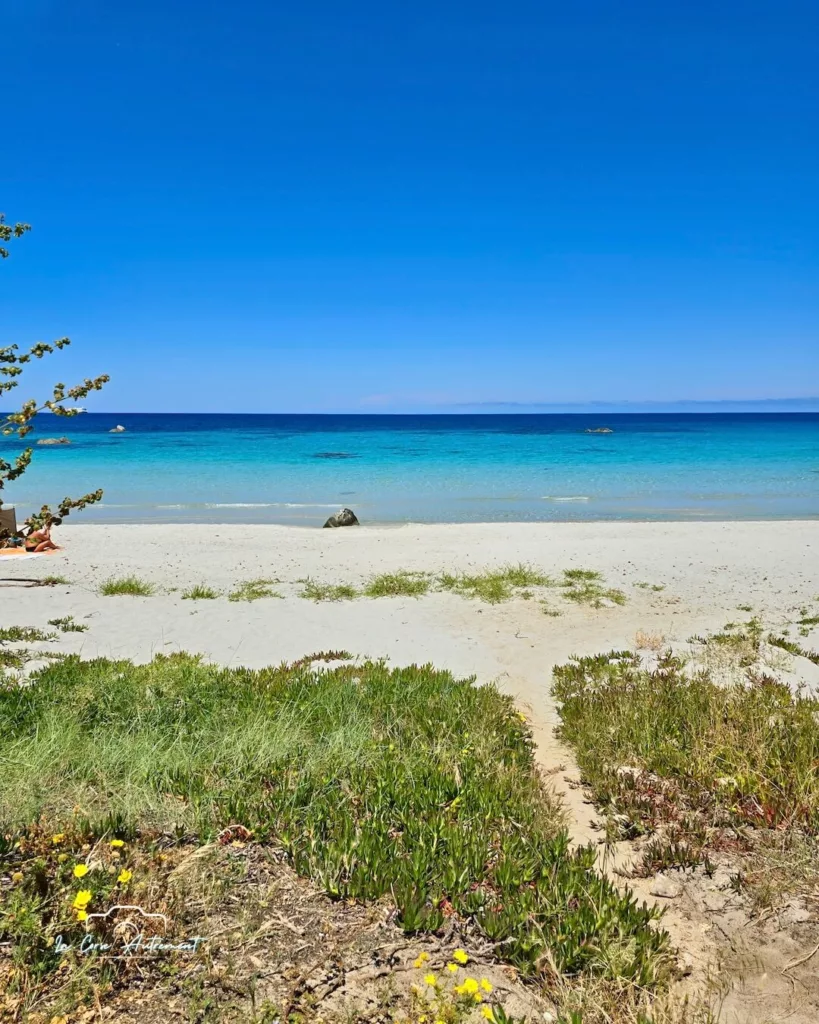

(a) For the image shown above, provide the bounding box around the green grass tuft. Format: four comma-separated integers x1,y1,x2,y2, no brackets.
300,578,359,601
563,568,603,583
768,633,819,666
39,575,71,586
363,570,431,598
99,575,155,597
0,626,57,672
228,579,281,602
181,583,220,600
439,563,553,604
47,616,89,633
0,626,56,644
561,569,626,607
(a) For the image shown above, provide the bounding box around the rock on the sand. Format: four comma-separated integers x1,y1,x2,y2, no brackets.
323,508,359,529
650,873,683,899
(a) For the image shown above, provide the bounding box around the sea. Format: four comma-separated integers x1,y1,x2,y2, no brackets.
2,413,818,526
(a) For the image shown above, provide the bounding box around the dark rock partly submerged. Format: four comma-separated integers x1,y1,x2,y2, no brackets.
584,427,614,434
36,437,71,445
323,508,360,528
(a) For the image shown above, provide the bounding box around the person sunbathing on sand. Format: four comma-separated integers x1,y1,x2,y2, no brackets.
24,526,58,553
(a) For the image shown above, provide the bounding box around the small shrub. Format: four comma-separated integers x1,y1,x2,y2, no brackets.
634,630,665,651
228,579,281,602
182,584,219,600
40,575,71,587
99,576,154,597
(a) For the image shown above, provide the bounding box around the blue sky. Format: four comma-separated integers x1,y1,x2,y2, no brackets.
2,0,817,412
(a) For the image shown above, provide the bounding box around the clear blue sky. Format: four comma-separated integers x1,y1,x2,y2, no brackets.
2,0,817,412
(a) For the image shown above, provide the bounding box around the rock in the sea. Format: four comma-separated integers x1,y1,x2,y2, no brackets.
110,424,126,433
584,427,614,434
36,437,71,445
323,508,360,529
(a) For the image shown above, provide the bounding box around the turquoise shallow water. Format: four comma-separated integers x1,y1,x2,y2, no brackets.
2,413,818,525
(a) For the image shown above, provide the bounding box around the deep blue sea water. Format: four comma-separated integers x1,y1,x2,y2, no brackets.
2,413,818,526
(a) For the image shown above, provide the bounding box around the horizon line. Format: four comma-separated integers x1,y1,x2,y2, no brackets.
30,397,819,416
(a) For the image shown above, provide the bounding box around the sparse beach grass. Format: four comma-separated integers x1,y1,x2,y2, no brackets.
300,577,359,601
0,626,57,672
47,615,89,633
181,583,219,600
363,569,431,597
553,637,819,889
0,653,672,1015
0,626,56,644
561,568,626,607
40,575,71,586
438,563,553,603
228,578,281,602
294,562,628,610
99,575,155,597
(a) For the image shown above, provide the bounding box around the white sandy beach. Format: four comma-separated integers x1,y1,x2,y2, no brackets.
4,520,818,817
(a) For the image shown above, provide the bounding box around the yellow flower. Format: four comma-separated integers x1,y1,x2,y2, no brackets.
117,869,132,884
480,1008,495,1021
462,978,479,995
413,951,430,968
453,948,469,965
73,864,89,878
11,871,23,883
76,910,88,921
57,853,68,863
480,978,493,993
52,833,65,845
423,973,436,987
72,890,92,910
446,962,459,973
110,839,125,848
